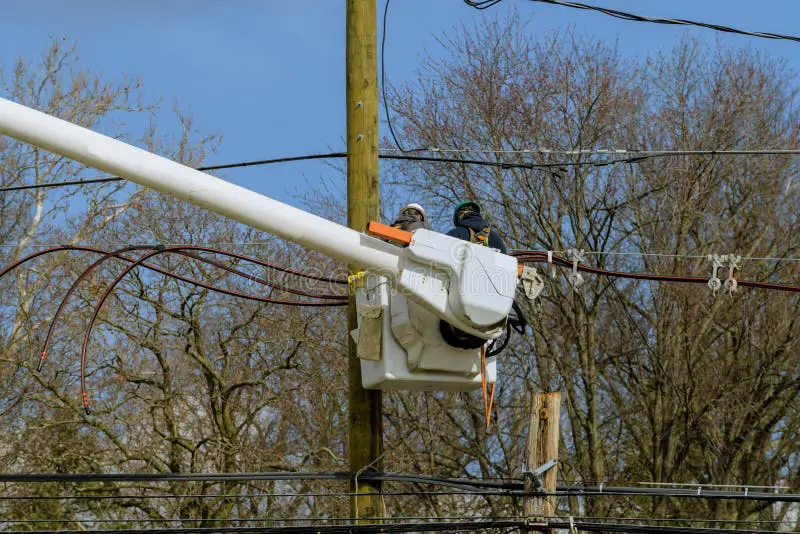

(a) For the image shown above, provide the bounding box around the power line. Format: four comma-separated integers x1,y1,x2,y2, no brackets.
0,153,347,193
0,472,796,503
0,520,526,534
381,0,418,153
0,242,280,249
0,516,521,525
381,147,800,157
0,514,793,527
0,151,666,194
0,153,351,193
0,244,348,414
514,251,800,294
464,0,505,9
464,0,800,43
525,248,800,264
0,519,787,534
555,250,741,261
6,147,799,193
0,490,517,501
71,245,346,414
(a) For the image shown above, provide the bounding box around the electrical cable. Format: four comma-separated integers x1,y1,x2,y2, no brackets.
545,521,781,534
381,0,419,153
485,322,511,357
465,0,505,9
519,247,800,264
0,520,526,534
381,147,800,157
70,245,347,414
0,151,660,193
0,472,796,503
0,490,519,501
513,250,800,293
1,244,348,416
0,153,349,193
465,0,800,43
7,517,791,526
0,519,789,534
0,516,521,527
382,151,634,169
2,245,345,371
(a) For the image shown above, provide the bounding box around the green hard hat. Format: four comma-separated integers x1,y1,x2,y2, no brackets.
453,200,481,225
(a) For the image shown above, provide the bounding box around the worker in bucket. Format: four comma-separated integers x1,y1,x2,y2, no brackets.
446,200,507,253
441,200,524,351
391,202,428,233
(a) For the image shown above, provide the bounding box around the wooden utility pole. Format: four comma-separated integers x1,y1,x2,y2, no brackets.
525,392,561,532
346,0,383,521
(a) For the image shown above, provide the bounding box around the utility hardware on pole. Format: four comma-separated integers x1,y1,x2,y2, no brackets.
346,0,383,521
525,391,561,533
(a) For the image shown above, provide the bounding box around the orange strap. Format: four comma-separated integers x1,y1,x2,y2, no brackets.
481,345,496,430
366,221,413,246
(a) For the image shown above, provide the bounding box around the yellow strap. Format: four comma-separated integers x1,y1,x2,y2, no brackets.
347,271,367,294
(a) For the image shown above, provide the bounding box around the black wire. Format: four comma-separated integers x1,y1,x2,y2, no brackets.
0,153,349,193
473,0,800,43
486,322,511,357
0,177,123,192
1,520,786,534
0,472,796,503
548,520,780,534
0,152,651,193
0,490,517,501
464,0,505,9
381,0,423,153
0,520,525,534
380,152,606,169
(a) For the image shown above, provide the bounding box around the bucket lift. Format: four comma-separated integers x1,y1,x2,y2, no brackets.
351,223,518,391
0,97,518,392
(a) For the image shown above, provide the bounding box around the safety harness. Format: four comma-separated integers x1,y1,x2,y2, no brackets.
467,225,491,246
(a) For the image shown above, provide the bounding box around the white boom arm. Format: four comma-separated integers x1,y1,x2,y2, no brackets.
0,97,516,339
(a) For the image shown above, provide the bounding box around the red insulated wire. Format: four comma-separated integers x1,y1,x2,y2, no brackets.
77,246,346,414
167,247,345,300
34,246,154,372
513,251,800,292
0,245,345,372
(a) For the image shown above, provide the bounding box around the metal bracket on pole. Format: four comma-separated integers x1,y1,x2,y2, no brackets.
524,458,559,492
524,458,559,527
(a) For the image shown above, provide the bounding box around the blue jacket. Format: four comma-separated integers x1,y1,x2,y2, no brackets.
446,212,508,254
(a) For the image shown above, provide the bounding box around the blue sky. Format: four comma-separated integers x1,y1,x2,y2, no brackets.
1,0,799,211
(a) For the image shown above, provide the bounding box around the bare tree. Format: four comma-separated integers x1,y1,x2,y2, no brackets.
382,13,799,526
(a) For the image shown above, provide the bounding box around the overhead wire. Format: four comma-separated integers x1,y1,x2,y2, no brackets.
0,244,348,413
7,247,800,414
0,153,350,193
381,0,419,153
0,519,788,534
0,245,347,414
75,245,347,415
0,520,526,534
2,244,345,366
0,150,680,193
512,250,800,293
464,0,800,43
0,490,520,501
381,147,800,157
4,147,798,193
0,471,796,503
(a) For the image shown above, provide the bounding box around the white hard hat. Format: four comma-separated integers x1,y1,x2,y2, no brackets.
402,202,426,220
